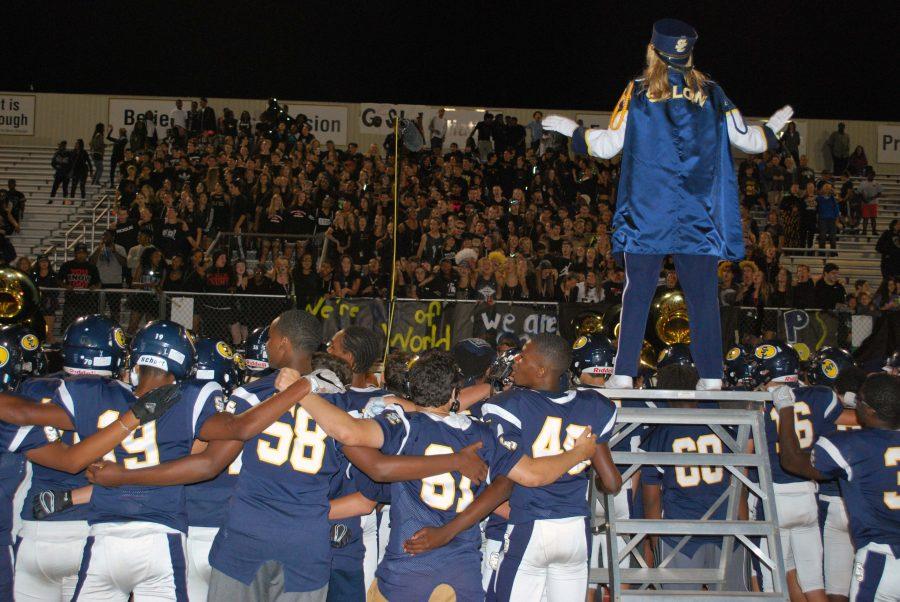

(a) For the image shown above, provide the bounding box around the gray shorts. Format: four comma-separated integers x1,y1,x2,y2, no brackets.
208,563,327,602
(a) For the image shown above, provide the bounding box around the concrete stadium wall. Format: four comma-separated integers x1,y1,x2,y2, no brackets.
1,90,897,174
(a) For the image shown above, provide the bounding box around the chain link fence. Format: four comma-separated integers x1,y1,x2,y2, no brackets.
39,288,294,344
38,289,866,359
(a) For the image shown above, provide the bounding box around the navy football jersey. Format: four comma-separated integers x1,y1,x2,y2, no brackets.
818,420,862,498
640,409,733,553
326,386,389,572
0,419,48,543
763,385,841,484
17,375,93,522
482,387,618,524
52,376,221,532
185,394,243,529
373,406,517,596
210,371,345,592
812,428,900,551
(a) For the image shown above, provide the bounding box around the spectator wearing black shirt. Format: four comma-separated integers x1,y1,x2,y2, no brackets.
155,207,189,258
57,243,101,330
200,251,234,341
30,256,60,342
469,113,494,161
49,141,71,201
428,258,457,299
791,264,816,308
602,267,625,304
768,268,794,308
333,255,361,298
198,97,216,133
106,126,128,187
815,263,847,310
876,219,900,279
292,253,322,309
111,208,139,252
1,180,25,227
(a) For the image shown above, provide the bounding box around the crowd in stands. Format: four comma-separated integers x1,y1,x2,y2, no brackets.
2,100,899,342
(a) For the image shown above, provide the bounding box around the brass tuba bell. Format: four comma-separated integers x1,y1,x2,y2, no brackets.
573,313,604,337
0,267,47,341
650,289,691,346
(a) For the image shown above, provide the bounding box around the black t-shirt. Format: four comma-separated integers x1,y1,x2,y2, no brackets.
603,280,624,304
814,279,846,310
155,221,188,258
113,220,139,251
792,280,817,308
285,204,317,236
58,260,100,289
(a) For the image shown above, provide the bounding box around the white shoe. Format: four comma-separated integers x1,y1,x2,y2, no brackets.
697,378,723,391
604,375,634,389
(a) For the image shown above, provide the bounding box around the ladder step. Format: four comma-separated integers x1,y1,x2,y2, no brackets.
614,520,775,536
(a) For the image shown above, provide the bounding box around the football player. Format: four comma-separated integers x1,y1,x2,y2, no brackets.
13,315,128,601
753,341,839,602
0,318,185,600
276,347,601,601
481,334,622,601
641,362,747,590
776,373,900,601
808,349,865,602
572,333,653,594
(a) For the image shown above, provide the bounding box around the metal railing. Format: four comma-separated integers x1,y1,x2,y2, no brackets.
89,193,114,248
593,390,788,600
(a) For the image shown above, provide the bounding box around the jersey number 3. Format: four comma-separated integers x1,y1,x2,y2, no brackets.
885,447,900,510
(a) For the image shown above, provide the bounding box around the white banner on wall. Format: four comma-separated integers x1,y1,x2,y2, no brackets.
443,109,484,149
358,103,431,135
0,95,35,135
108,97,178,136
876,124,900,164
280,102,348,146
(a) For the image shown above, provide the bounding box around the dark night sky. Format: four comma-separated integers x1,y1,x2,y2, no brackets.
3,0,896,120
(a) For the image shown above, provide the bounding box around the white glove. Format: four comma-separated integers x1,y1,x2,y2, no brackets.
766,105,794,134
306,368,345,395
772,385,795,411
541,115,579,137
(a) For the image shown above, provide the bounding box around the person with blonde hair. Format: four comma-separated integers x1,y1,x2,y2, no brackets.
543,18,793,390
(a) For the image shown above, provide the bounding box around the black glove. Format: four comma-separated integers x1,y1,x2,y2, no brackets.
130,383,182,425
33,489,73,520
330,523,351,548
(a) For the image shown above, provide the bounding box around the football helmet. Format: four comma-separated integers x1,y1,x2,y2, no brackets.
0,324,46,380
62,314,127,376
752,340,800,384
195,338,241,392
244,326,271,376
570,334,616,380
807,347,855,386
130,320,196,380
656,343,694,371
724,344,758,390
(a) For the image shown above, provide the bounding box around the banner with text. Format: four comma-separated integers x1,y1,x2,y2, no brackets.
281,102,349,146
876,124,900,164
358,103,431,135
0,95,35,135
469,301,559,347
108,97,179,136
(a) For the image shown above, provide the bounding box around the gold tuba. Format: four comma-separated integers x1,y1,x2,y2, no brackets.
573,313,604,337
650,289,691,346
0,267,47,340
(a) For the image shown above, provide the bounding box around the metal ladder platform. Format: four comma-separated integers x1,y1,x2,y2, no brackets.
590,389,788,601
